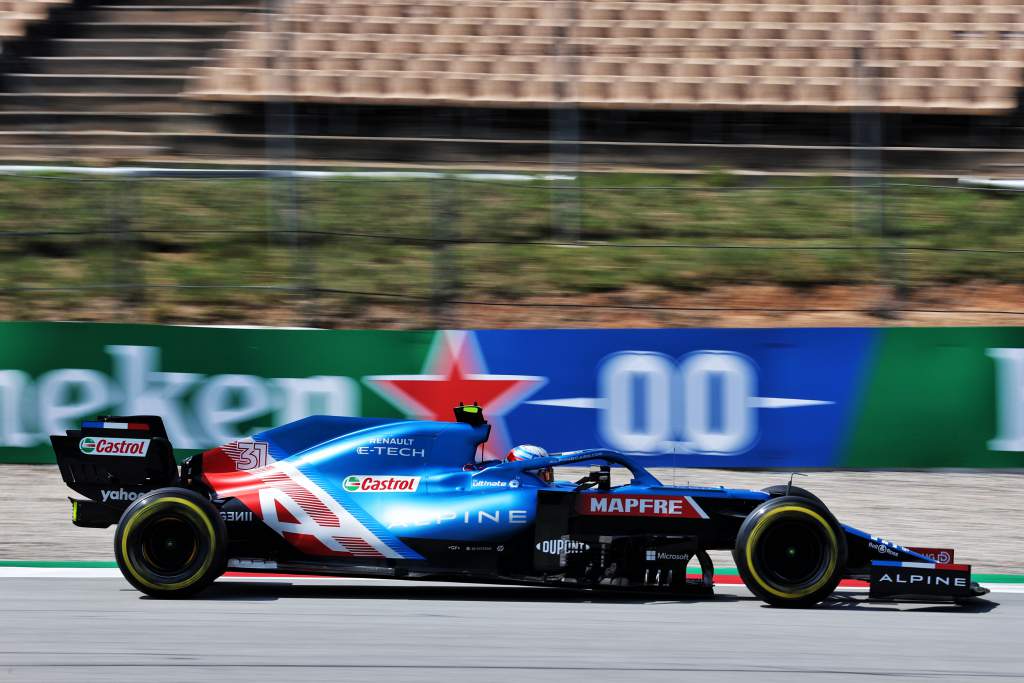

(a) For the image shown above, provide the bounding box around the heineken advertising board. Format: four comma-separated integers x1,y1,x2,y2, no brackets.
1,322,1023,468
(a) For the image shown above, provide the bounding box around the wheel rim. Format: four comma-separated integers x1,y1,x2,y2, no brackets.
140,516,199,574
754,517,832,591
126,509,209,584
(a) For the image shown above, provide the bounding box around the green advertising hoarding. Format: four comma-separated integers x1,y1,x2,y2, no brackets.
1,322,1023,468
0,323,431,463
844,327,1023,468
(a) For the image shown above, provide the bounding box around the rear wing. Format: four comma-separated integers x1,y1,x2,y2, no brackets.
51,416,178,527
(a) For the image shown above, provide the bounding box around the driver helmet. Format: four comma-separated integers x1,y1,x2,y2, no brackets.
506,444,552,483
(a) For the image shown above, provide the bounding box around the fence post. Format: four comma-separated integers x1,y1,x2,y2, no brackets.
551,0,582,243
109,173,144,314
260,0,313,326
431,174,459,328
282,173,317,327
852,14,904,317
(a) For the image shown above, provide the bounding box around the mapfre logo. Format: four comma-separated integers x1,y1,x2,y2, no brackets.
79,436,150,457
576,494,707,519
342,475,420,493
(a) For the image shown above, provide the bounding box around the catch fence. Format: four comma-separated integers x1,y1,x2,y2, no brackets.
0,165,1021,328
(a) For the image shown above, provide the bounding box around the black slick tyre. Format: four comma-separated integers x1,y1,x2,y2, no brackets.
760,485,824,506
114,487,226,598
734,496,847,607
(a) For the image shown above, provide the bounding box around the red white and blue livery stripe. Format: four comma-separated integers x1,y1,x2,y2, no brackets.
82,421,149,431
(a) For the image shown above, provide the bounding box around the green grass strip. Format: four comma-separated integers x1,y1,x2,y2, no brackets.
0,560,116,568
974,573,1024,583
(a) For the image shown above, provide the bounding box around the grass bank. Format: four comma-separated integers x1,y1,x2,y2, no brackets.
0,171,1021,326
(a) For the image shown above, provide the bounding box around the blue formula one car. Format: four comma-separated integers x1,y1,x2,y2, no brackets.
52,404,988,606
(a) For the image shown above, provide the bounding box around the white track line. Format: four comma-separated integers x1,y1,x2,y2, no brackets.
0,567,121,578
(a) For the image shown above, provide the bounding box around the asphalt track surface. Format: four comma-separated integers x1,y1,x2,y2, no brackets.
0,576,1019,683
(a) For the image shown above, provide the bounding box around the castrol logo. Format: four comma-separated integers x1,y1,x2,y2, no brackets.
342,475,420,493
79,437,150,457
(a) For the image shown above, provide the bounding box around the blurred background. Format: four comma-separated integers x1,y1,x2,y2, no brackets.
0,0,1023,328
2,9,1023,678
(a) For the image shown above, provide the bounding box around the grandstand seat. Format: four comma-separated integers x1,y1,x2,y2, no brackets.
748,80,792,104
437,75,476,100
478,76,519,100
522,78,559,102
394,74,433,98
655,79,699,104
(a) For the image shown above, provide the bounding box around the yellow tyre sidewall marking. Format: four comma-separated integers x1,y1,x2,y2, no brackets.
120,497,216,592
744,505,838,600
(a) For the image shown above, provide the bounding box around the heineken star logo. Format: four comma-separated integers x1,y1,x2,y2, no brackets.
364,331,546,460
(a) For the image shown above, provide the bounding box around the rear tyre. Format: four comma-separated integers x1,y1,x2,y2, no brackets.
734,496,846,607
114,487,226,598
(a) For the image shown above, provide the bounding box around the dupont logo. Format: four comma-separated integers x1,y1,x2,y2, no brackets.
536,539,590,555
79,437,150,457
342,475,420,493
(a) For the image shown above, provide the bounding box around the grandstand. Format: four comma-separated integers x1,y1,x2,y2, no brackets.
0,0,1021,170
192,0,1024,113
0,0,261,160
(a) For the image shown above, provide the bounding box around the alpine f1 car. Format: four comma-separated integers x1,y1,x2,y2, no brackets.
52,404,988,606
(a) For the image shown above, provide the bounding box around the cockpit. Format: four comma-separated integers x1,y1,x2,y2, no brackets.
452,402,661,491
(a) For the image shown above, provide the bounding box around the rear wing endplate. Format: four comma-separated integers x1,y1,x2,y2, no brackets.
51,415,178,509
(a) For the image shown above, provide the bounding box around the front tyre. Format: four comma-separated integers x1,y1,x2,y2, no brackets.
114,487,226,598
760,484,823,506
734,496,846,608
